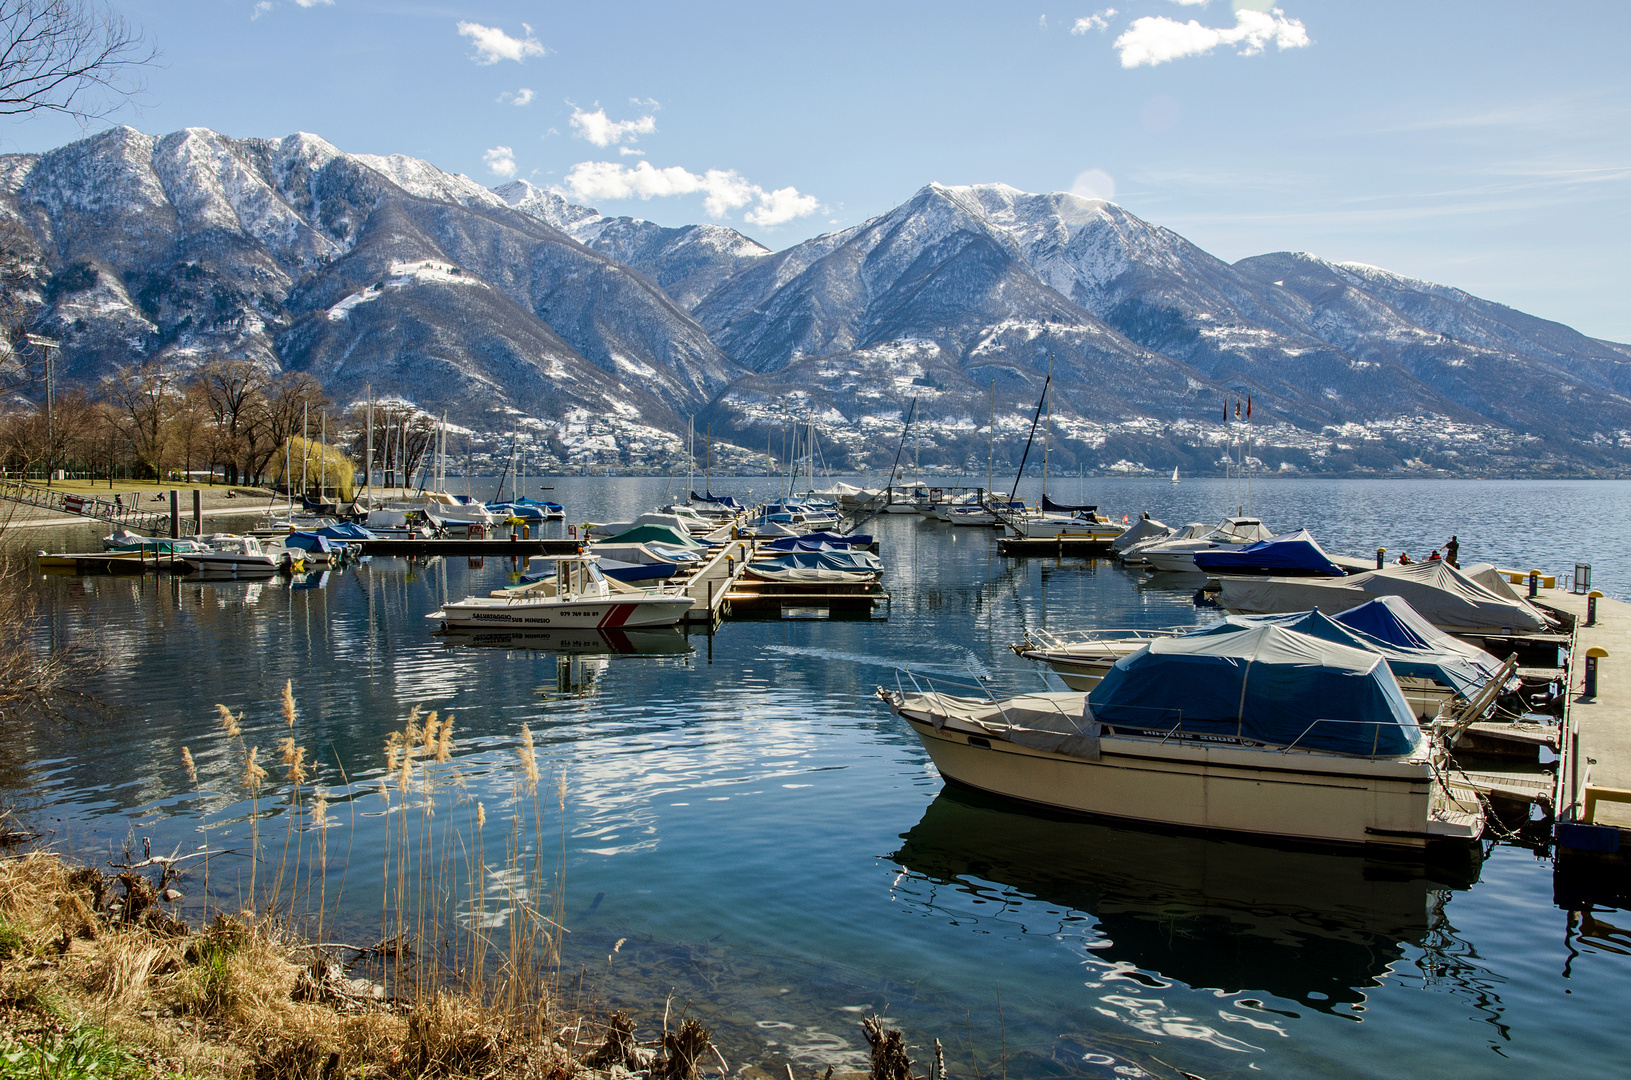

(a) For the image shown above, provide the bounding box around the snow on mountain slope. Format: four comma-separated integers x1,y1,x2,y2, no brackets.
495,180,769,309
0,126,744,428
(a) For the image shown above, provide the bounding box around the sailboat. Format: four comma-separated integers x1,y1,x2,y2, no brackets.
1171,466,1181,485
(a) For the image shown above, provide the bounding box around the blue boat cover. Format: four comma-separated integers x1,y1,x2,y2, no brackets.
1041,495,1097,514
1193,529,1345,576
748,550,882,573
691,491,744,509
284,532,336,554
1335,596,1504,680
316,523,375,540
764,531,872,550
1195,609,1488,699
1086,623,1422,756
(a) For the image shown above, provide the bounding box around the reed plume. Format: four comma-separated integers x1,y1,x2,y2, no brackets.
436,716,454,763
181,747,197,787
518,728,539,795
215,704,241,740
241,747,266,794
280,679,297,728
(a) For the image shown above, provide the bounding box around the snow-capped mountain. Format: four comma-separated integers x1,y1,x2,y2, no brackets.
4,128,1630,474
0,126,739,429
497,179,768,309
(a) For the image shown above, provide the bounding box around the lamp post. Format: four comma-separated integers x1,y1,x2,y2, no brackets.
24,334,61,484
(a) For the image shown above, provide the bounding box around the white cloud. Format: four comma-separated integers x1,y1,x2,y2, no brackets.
457,21,546,65
559,160,821,227
746,186,822,228
483,146,517,178
1168,0,1210,6
250,1,272,19
570,106,657,147
496,87,535,106
292,0,332,6
1113,7,1309,67
629,97,661,110
1071,9,1117,33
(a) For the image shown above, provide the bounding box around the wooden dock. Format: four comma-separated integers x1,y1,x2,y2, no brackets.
676,538,749,625
1532,588,1631,900
356,538,581,557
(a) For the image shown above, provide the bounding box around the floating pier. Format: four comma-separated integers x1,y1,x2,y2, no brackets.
677,539,749,625
355,537,582,557
1532,587,1631,902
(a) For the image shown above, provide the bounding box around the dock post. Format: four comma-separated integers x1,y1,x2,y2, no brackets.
1589,590,1603,626
169,490,179,539
192,489,201,535
1585,647,1608,699
1376,548,1386,569
1529,569,1541,598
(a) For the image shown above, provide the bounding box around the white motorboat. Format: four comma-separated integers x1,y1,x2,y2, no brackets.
420,492,498,528
428,555,693,630
1010,627,1188,690
183,535,284,577
1141,516,1273,573
1119,521,1208,565
1216,559,1553,635
1110,516,1171,555
879,623,1485,851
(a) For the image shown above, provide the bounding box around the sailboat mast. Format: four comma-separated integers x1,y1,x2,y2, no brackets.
301,401,309,501
364,385,372,504
1042,354,1053,505
987,380,995,500
319,408,326,503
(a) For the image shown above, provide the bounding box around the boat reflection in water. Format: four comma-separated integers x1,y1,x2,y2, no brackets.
434,625,694,657
891,786,1481,1014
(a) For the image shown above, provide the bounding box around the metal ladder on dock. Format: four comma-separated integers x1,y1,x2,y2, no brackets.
0,478,187,537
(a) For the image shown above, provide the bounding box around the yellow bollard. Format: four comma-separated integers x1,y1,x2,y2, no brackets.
1585,646,1609,698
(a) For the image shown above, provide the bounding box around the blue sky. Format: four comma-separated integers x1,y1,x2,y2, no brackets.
7,1,1631,341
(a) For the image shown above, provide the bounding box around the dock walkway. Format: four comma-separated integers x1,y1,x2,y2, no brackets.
1534,590,1631,832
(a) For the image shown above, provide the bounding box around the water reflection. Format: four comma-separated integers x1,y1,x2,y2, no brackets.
892,787,1481,1015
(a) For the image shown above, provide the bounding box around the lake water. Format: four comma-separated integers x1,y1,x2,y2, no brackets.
10,477,1631,1080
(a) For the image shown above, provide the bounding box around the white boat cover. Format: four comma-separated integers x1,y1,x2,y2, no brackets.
587,512,696,539
1112,517,1170,552
1218,559,1548,634
1461,563,1528,603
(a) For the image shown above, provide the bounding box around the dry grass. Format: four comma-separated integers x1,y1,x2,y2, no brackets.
0,851,649,1078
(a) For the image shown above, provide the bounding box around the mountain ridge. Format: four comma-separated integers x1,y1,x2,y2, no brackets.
3,125,1629,475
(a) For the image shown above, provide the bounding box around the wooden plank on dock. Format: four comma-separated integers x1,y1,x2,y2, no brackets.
678,539,746,623
1535,590,1631,831
356,538,581,557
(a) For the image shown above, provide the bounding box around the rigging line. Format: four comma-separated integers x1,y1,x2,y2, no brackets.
885,396,918,504
1007,374,1052,508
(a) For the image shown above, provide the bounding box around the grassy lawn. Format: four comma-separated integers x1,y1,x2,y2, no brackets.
23,479,272,496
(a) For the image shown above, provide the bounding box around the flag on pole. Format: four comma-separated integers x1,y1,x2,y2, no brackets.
1235,397,1241,419
1223,399,1228,422
1246,394,1252,419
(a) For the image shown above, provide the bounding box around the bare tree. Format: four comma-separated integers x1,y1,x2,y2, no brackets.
0,0,153,121
195,357,265,483
103,358,175,479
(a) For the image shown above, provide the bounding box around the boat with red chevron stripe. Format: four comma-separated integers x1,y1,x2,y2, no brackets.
426,554,694,630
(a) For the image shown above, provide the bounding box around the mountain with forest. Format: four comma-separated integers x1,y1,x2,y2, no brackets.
3,126,1630,476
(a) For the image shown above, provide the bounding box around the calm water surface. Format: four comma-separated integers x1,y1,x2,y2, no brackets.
11,477,1631,1080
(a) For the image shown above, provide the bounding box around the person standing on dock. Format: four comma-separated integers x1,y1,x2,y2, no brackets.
1444,535,1459,567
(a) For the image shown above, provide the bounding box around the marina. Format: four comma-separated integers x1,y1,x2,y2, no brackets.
7,475,1631,1080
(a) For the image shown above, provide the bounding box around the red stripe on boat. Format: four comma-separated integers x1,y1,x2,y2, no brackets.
598,603,635,629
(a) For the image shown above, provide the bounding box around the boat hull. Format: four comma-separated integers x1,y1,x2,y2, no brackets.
893,706,1466,851
433,595,692,630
